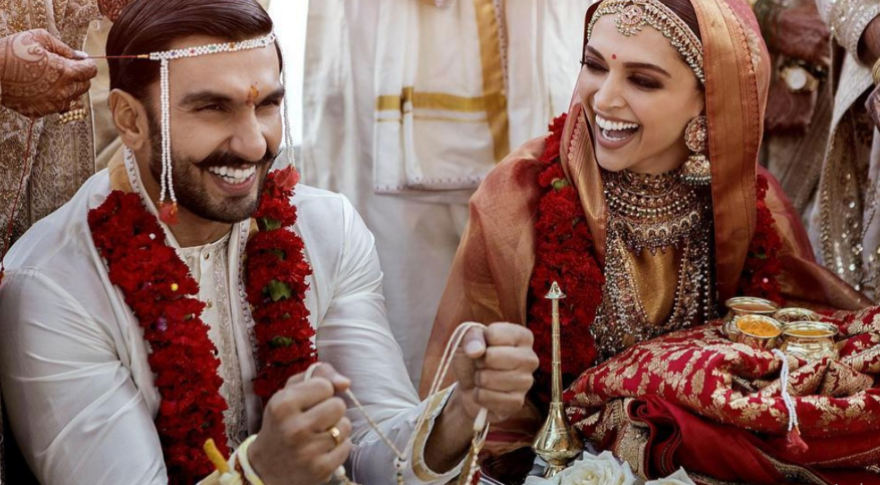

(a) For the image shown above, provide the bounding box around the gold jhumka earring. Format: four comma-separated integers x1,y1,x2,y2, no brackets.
682,115,710,185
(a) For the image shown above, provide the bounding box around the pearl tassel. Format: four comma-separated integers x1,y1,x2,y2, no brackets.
772,349,809,454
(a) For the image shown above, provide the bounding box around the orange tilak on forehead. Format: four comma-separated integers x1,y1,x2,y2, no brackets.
247,83,260,106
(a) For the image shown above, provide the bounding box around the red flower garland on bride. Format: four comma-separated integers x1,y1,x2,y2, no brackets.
528,114,783,401
89,166,315,484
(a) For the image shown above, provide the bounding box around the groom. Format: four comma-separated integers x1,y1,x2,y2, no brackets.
0,0,539,484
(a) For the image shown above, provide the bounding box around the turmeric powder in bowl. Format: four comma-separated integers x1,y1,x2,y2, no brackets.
736,315,782,338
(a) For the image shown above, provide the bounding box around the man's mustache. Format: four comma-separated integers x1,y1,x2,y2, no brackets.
197,149,278,169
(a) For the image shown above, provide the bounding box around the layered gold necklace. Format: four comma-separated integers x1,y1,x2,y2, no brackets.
593,169,715,360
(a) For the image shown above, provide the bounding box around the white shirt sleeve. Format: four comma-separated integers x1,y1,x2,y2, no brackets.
0,269,169,485
315,196,463,485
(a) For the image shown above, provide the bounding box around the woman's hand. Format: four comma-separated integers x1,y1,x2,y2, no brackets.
0,29,97,118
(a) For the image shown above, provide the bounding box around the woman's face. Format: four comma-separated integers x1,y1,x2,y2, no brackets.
579,16,705,175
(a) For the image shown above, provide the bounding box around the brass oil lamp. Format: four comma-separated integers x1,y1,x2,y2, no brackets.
532,281,583,477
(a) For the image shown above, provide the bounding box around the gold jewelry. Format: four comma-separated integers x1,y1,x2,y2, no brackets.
604,169,705,252
328,426,343,447
596,169,714,359
872,57,880,86
587,0,704,84
58,107,87,125
682,116,711,186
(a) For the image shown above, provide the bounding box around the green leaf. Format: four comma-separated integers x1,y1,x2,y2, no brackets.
266,280,292,302
258,217,282,231
271,336,294,348
270,249,287,261
552,178,569,191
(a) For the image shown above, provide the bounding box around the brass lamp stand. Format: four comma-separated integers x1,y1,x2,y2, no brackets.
531,282,584,478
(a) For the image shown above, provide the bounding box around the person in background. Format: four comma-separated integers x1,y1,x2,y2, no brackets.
0,2,104,481
301,0,594,390
808,0,880,301
755,0,831,218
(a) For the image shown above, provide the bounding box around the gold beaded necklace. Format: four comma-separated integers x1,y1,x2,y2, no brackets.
592,168,715,360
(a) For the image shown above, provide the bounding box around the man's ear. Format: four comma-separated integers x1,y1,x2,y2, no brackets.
109,89,150,151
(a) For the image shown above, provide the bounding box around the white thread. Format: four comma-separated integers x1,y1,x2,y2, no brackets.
772,349,799,432
303,323,490,484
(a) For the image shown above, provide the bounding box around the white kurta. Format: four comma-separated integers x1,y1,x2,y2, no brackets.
0,158,461,485
301,0,592,388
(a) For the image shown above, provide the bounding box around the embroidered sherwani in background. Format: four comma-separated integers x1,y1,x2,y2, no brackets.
301,0,592,388
0,150,461,485
0,0,100,249
808,0,880,300
0,3,101,483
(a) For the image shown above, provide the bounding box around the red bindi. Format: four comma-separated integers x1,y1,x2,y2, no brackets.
612,54,617,60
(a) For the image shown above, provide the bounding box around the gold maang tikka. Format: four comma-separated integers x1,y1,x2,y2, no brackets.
587,0,704,85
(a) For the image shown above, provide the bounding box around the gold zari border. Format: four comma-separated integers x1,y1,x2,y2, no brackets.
375,0,510,162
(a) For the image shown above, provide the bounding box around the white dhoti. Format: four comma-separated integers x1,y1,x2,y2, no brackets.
301,0,592,387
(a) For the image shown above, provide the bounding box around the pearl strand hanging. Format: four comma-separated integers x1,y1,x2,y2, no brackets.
159,58,174,208
275,34,297,171
772,349,799,432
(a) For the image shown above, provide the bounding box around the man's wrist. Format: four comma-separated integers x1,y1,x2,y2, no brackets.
241,435,268,485
438,388,473,436
423,388,472,474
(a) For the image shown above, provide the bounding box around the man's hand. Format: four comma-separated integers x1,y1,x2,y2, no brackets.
248,364,354,485
0,29,97,118
451,323,539,424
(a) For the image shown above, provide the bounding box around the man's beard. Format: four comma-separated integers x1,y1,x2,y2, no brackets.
147,114,276,224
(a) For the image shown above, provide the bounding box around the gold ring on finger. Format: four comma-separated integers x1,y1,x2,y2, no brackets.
328,426,343,447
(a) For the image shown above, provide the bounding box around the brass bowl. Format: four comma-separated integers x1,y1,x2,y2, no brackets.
781,321,839,362
773,307,822,324
723,297,780,337
730,315,783,351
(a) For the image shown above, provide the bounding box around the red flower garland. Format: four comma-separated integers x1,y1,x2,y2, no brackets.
737,174,784,304
246,168,317,402
89,167,314,484
528,115,784,400
528,114,604,402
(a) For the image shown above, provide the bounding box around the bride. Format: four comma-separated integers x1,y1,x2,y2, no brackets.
422,0,875,482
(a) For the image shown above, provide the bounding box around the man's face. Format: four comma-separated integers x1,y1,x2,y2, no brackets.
144,34,284,223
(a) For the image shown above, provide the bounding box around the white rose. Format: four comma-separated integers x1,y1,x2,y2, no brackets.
557,451,637,485
644,468,696,485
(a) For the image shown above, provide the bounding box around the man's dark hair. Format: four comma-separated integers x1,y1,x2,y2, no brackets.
107,0,275,102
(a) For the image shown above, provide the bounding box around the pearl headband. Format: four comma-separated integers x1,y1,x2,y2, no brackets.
132,32,292,222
